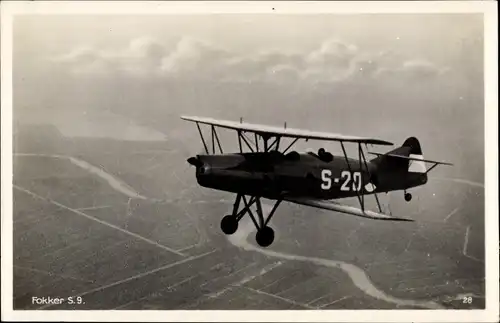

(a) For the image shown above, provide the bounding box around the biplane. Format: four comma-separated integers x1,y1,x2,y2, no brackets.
182,116,452,247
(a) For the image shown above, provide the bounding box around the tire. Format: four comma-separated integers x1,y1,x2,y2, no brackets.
220,215,238,235
256,226,275,247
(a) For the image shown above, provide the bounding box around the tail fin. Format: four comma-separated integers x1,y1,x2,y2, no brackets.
370,137,452,172
403,137,426,173
370,137,426,173
368,137,451,190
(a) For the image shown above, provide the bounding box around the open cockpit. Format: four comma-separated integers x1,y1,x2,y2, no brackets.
307,148,334,162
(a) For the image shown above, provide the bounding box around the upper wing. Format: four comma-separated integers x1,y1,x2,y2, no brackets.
181,116,393,146
285,197,414,222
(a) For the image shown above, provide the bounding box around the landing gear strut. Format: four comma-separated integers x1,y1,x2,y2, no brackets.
404,191,412,202
220,194,245,236
220,193,281,247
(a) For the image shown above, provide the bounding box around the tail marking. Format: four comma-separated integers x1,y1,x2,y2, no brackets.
408,154,427,173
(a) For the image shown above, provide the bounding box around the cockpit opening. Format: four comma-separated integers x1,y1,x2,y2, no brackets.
285,151,300,161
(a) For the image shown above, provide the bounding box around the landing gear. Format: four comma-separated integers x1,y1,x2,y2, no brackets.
220,193,282,247
256,226,275,247
220,215,238,235
404,192,412,202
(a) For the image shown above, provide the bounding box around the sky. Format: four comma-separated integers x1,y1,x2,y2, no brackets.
14,14,483,81
13,14,484,176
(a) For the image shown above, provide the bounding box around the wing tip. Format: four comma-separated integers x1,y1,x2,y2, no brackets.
379,215,415,222
362,139,393,146
378,140,395,146
390,217,415,222
365,211,415,222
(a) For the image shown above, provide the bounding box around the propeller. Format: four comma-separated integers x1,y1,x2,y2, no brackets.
178,138,208,168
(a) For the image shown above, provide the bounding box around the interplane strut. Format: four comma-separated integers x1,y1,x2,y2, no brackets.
339,142,384,214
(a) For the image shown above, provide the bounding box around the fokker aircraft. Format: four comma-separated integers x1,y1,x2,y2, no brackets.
182,116,452,247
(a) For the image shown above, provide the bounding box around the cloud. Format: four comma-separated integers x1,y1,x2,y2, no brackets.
160,37,231,77
306,39,358,68
52,37,171,77
401,60,449,78
52,36,446,84
375,59,449,84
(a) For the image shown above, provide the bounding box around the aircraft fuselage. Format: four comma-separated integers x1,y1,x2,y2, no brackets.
190,151,428,200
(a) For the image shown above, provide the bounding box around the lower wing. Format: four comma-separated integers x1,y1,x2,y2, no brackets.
285,198,414,222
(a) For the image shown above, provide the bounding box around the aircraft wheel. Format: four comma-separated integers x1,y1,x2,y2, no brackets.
256,226,275,247
220,215,238,235
404,192,412,202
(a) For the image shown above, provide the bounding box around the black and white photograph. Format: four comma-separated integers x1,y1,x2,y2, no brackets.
1,1,498,322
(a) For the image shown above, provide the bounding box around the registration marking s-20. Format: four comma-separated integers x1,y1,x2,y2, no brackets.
321,169,362,192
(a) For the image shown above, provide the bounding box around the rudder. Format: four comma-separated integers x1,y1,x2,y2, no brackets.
403,137,422,155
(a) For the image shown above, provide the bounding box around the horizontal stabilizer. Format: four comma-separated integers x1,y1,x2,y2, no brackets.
368,152,453,166
285,198,414,222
